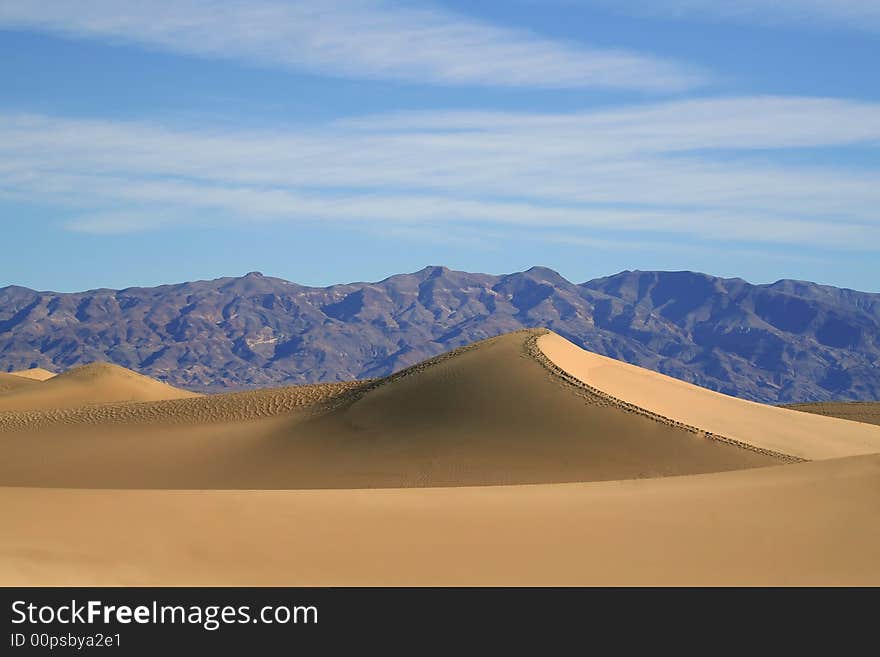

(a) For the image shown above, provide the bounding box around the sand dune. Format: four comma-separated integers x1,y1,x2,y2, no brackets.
0,362,200,411
0,331,781,489
2,329,879,585
0,372,40,394
9,367,56,381
0,380,368,433
538,333,880,461
2,453,878,586
784,401,880,427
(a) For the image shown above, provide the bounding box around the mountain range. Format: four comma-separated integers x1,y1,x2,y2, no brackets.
1,266,878,403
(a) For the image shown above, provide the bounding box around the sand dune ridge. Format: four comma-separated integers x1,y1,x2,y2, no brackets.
1,329,879,585
527,331,805,463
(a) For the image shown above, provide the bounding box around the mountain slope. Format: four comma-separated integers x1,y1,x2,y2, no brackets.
1,267,878,402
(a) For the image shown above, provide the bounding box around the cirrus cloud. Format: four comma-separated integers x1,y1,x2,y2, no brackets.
1,96,878,251
0,0,703,91
590,0,880,32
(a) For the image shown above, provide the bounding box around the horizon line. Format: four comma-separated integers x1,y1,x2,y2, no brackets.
1,265,874,296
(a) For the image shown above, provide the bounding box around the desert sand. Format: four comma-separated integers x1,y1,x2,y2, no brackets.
0,362,200,412
0,332,780,489
0,372,40,394
3,454,878,586
9,367,56,381
785,401,880,427
1,329,879,585
538,333,880,460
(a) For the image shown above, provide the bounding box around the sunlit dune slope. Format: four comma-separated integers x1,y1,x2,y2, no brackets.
0,362,200,411
0,372,40,394
2,453,879,586
3,330,880,586
538,333,880,461
0,331,781,489
9,367,56,381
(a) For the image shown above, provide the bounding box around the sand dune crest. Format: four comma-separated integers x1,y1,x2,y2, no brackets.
0,331,782,489
8,367,56,381
1,329,879,585
537,332,880,461
0,362,200,412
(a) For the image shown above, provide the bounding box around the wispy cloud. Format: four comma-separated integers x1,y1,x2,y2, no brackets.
1,96,879,250
0,0,701,91
592,0,880,32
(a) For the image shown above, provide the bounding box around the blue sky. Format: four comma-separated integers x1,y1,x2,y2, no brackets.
0,0,878,292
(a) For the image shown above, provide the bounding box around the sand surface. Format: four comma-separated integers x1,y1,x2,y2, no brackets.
784,402,880,427
2,329,878,585
0,380,367,433
0,372,40,394
2,454,878,586
0,332,780,489
0,362,200,411
9,367,56,381
538,333,880,461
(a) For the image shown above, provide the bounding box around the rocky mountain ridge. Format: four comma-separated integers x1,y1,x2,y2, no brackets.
2,266,878,403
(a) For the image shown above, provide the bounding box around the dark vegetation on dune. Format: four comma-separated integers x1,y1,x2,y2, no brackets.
1,266,879,403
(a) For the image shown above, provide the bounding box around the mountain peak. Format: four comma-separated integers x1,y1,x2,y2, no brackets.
521,266,568,284
418,265,451,277
0,268,878,403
